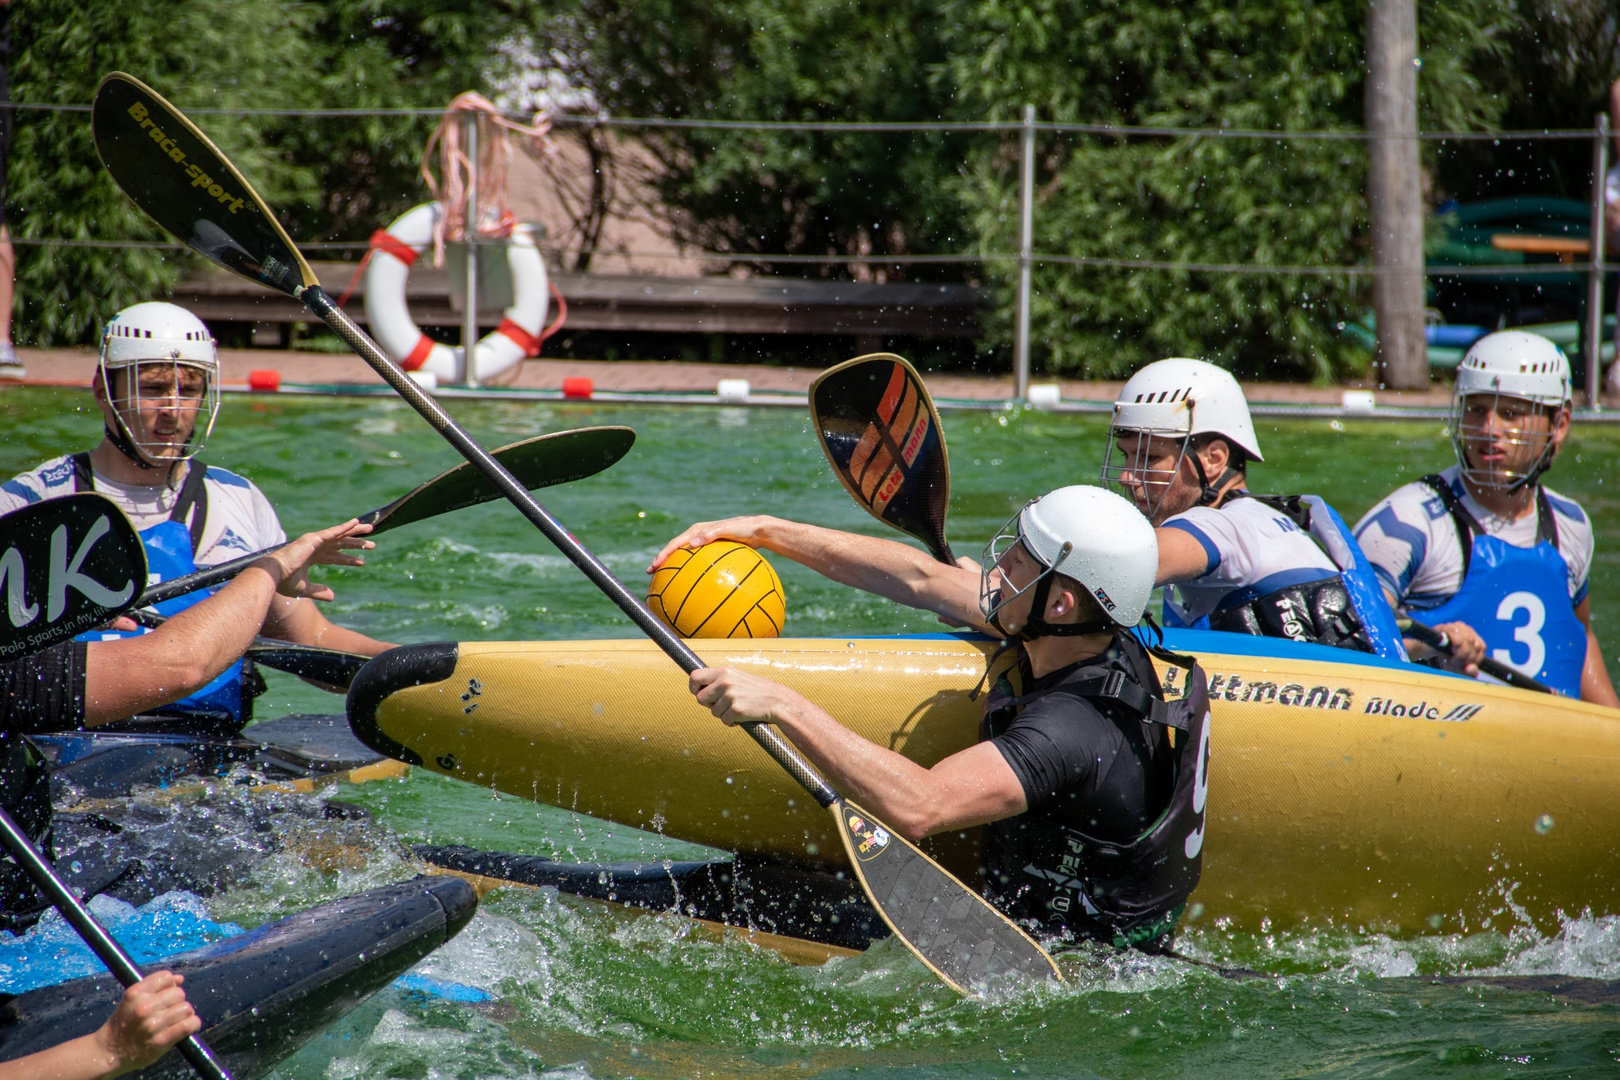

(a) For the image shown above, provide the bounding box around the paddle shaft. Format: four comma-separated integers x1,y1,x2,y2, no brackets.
0,806,233,1080
301,289,840,806
1400,617,1556,695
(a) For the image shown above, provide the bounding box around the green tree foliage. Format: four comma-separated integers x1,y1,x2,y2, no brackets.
10,0,519,345
941,0,1514,380
1437,0,1620,202
523,0,970,274
11,0,316,344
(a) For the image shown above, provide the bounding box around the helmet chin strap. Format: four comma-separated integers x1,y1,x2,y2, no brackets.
990,571,1116,642
104,422,161,472
1187,446,1242,508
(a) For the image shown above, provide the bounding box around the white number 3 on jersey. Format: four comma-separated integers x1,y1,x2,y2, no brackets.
1493,591,1547,677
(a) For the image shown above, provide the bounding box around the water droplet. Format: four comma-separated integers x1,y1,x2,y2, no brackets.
805,842,819,856
1534,813,1555,835
69,860,82,874
1427,914,1444,929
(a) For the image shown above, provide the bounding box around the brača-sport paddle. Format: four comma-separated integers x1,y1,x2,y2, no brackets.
810,353,956,564
0,496,233,1079
1398,617,1555,695
92,71,1060,994
137,427,635,611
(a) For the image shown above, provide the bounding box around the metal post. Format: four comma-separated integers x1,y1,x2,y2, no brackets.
1014,104,1035,402
1586,111,1609,411
462,112,480,388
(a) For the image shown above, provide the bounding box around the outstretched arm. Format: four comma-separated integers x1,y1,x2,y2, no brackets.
83,521,375,725
689,665,1026,840
0,970,199,1080
652,515,986,629
261,595,393,657
1576,599,1619,707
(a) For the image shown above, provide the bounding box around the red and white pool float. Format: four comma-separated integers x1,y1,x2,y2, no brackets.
362,202,548,384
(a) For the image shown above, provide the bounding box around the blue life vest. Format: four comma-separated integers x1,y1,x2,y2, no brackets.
1415,475,1586,698
71,454,248,725
1167,493,1409,662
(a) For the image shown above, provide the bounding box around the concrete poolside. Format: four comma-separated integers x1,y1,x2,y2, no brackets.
6,345,1461,409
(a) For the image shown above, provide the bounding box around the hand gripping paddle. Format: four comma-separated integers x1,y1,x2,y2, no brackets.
1398,617,1555,695
0,494,234,1080
93,71,1059,994
810,354,955,564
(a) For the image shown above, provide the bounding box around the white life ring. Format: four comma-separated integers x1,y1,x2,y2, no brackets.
362,202,548,384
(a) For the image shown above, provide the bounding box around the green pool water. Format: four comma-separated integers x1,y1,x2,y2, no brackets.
4,386,1620,1079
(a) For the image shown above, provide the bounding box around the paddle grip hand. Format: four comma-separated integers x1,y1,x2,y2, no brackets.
0,808,234,1080
302,288,842,808
98,971,202,1075
1400,617,1553,695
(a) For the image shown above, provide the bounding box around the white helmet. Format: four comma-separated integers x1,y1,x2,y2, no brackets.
980,485,1158,637
1100,358,1262,520
97,302,221,465
1450,330,1570,491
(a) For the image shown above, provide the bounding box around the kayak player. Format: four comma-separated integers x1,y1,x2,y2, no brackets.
1354,331,1617,704
0,970,199,1080
0,517,374,929
0,302,394,730
660,487,1211,950
1100,358,1405,658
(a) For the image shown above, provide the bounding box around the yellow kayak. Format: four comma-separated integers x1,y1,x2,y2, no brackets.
347,630,1620,934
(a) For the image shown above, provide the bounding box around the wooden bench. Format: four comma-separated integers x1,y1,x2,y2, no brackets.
174,261,984,341
1490,234,1592,265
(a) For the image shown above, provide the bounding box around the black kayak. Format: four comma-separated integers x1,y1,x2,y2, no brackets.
40,713,392,800
420,844,886,955
0,874,476,1078
18,715,400,925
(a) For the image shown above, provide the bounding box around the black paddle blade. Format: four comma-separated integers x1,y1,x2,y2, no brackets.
811,354,954,563
832,798,1060,992
246,642,368,689
361,427,638,535
0,495,146,661
91,72,316,299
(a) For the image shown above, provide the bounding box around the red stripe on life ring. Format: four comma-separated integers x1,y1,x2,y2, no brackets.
402,334,436,371
496,318,542,358
369,229,420,267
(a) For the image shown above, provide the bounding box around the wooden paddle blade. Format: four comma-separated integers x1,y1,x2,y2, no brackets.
0,495,146,661
811,354,954,563
361,427,637,534
832,798,1060,993
91,73,317,298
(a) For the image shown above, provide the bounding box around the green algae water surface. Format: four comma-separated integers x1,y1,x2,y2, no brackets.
4,387,1620,1079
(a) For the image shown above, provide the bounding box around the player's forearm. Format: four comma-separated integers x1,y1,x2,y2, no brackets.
766,695,973,840
83,565,282,725
0,1032,119,1080
754,519,983,625
1580,626,1619,707
262,598,392,656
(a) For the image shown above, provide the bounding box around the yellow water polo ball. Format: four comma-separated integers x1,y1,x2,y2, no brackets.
648,540,786,638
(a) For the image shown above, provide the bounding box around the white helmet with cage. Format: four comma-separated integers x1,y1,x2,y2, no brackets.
1450,330,1571,491
97,302,221,465
980,485,1158,636
1099,357,1263,520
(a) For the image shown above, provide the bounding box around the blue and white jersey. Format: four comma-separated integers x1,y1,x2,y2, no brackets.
0,455,286,567
1160,497,1340,626
1352,465,1593,610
